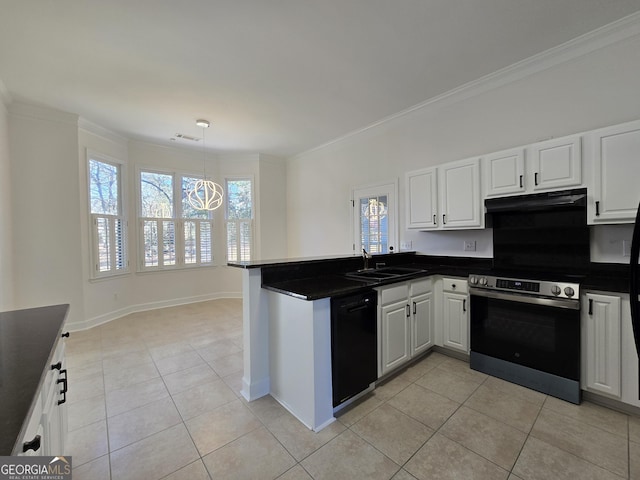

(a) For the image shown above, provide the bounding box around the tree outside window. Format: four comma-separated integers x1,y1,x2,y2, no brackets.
89,155,128,277
139,170,214,270
226,179,253,262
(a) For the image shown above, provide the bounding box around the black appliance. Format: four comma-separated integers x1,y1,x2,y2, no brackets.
330,290,377,407
469,274,581,403
629,202,640,399
486,188,589,274
470,188,588,403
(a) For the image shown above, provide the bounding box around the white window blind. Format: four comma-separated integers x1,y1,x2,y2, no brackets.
139,169,215,270
88,154,129,278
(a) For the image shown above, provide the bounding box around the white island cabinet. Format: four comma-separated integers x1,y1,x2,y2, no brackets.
239,267,335,431
267,291,334,431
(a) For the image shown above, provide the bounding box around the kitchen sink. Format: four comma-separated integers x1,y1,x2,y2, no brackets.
344,266,427,282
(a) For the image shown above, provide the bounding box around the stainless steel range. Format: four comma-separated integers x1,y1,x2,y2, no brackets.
469,274,581,403
469,188,588,404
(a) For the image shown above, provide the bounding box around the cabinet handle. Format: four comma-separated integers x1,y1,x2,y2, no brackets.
463,299,467,312
51,361,62,371
413,301,417,315
405,304,410,318
433,214,436,225
22,435,41,453
442,214,446,225
57,369,68,405
61,332,70,338
588,298,593,315
595,201,600,217
534,172,539,185
519,175,523,188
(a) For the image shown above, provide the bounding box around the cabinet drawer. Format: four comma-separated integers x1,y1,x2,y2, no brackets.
442,278,468,294
410,278,432,296
378,283,409,305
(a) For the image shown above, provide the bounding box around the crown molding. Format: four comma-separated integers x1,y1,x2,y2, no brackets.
8,101,79,126
293,11,640,160
78,117,128,145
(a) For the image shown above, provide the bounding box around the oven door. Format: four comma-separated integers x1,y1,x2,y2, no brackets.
470,288,580,381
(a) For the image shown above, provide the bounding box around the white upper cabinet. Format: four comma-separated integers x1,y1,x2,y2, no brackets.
406,167,438,229
587,119,640,224
406,158,482,231
529,135,582,191
484,147,525,197
483,135,582,199
439,158,482,229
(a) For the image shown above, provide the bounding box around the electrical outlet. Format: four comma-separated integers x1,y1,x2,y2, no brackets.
623,240,631,257
463,240,476,252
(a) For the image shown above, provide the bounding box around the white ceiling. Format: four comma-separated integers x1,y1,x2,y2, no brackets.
1,0,640,157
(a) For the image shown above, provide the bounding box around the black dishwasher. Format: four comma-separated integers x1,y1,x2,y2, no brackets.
331,290,378,407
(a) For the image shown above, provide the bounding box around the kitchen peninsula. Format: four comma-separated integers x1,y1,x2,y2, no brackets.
229,252,488,431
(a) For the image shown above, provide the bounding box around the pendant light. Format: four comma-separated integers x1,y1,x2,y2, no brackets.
188,119,224,211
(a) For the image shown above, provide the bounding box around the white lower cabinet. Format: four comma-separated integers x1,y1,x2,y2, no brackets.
378,279,433,377
582,292,621,397
18,339,68,456
581,290,640,409
439,277,469,354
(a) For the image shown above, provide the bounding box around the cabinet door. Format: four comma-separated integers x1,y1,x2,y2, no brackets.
380,300,411,375
442,292,468,353
588,120,640,223
484,148,525,197
583,293,621,397
406,168,438,229
41,340,67,455
440,158,482,229
411,292,434,356
530,135,582,191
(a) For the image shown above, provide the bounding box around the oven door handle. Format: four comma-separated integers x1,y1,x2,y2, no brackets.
469,288,580,310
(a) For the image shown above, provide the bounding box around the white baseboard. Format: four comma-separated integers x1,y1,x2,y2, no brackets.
65,291,242,331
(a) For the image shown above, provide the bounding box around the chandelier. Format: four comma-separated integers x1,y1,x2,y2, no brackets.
363,198,387,219
188,119,224,211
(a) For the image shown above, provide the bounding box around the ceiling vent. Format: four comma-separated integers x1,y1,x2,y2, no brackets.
173,133,201,142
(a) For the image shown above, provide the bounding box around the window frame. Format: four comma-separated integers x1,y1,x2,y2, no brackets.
225,176,254,263
352,180,398,255
137,166,216,272
87,150,130,279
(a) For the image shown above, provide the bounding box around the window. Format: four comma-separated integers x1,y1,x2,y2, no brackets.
226,178,253,262
352,182,397,254
139,169,214,270
88,153,129,277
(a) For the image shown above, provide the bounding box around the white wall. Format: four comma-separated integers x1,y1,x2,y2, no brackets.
286,27,640,261
0,86,14,310
257,155,287,260
9,104,85,324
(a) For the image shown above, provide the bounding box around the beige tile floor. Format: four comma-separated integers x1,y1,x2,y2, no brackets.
64,299,640,480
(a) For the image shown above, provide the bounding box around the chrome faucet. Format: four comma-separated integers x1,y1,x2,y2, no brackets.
362,248,371,270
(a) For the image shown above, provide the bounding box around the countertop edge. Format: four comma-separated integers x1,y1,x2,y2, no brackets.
4,304,70,456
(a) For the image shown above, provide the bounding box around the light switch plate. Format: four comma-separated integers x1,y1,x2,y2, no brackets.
400,241,413,250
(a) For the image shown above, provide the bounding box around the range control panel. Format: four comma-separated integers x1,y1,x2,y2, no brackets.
469,274,580,300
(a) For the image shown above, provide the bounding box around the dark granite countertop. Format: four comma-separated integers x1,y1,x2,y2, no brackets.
252,253,634,300
260,255,493,300
1,304,69,455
